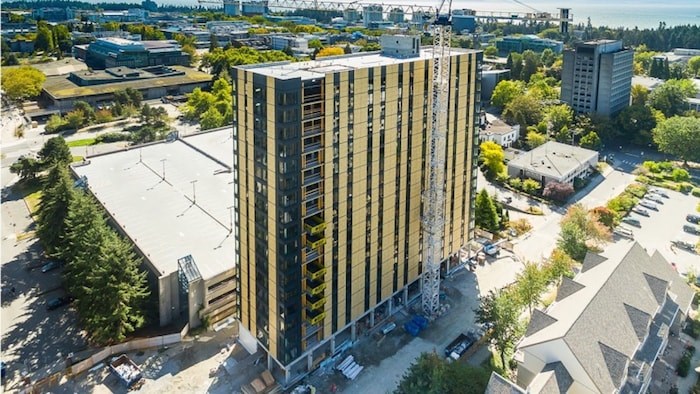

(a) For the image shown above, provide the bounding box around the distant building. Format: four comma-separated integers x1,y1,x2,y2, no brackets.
41,65,212,112
32,8,74,22
560,40,633,117
363,5,383,28
496,35,563,55
507,141,598,186
85,9,147,23
632,76,700,112
270,35,309,52
478,112,520,148
241,1,268,15
82,37,190,70
230,37,269,51
343,7,361,22
490,241,694,393
387,8,405,23
452,9,476,34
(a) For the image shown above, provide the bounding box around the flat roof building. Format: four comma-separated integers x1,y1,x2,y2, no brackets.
232,40,482,385
560,40,633,117
496,35,563,56
72,129,237,329
507,141,598,186
41,65,212,112
82,37,190,70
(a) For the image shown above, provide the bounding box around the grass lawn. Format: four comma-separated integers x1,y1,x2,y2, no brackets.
72,156,84,163
67,138,96,147
13,179,42,217
480,348,509,377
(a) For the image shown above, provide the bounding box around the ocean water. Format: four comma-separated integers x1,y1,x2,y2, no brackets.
86,0,700,29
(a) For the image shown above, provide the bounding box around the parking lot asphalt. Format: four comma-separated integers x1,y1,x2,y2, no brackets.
1,167,88,391
621,188,700,277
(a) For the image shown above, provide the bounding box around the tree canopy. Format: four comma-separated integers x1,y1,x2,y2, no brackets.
1,66,46,101
491,80,525,110
649,79,697,117
475,189,500,232
479,141,506,178
652,116,700,163
202,47,295,77
475,289,523,369
394,352,490,394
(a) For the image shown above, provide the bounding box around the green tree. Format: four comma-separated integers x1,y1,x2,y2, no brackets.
543,248,575,284
506,52,523,81
475,189,499,232
526,130,547,149
491,80,525,110
479,141,505,177
475,289,523,369
10,156,41,182
484,46,498,58
74,101,96,124
83,231,150,344
36,165,75,255
558,220,588,261
557,204,611,261
520,50,540,82
34,23,55,53
39,136,72,167
545,104,574,136
615,104,658,145
652,116,700,163
1,66,46,101
201,107,225,130
579,131,602,150
649,79,696,117
521,179,541,194
65,109,86,130
689,56,700,77
317,46,344,58
631,84,649,106
540,48,556,67
394,352,490,394
515,262,546,314
503,95,544,130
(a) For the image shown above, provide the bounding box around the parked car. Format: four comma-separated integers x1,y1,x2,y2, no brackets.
683,225,700,235
46,296,71,311
483,243,500,257
687,214,700,224
650,189,669,198
41,260,61,273
644,196,664,204
622,217,641,227
631,207,649,216
672,239,696,252
614,227,634,239
638,201,658,210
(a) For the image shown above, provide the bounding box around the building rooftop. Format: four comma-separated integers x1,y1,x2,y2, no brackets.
72,128,235,281
43,65,212,100
237,47,475,80
519,241,694,393
507,141,598,179
481,113,516,135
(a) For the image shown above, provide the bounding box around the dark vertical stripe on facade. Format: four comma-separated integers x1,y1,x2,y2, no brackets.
332,73,340,332
376,65,386,304
450,59,459,246
393,63,402,293
403,62,414,286
345,71,354,321
365,67,373,311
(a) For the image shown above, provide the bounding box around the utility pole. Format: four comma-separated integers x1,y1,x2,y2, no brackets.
191,180,198,204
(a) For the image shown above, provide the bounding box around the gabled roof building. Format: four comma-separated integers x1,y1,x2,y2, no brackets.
508,241,694,393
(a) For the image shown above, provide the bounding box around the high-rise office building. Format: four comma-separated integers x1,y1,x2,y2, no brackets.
231,38,482,384
560,40,633,117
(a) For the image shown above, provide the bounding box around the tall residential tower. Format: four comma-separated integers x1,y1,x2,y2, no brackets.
560,40,633,117
232,37,482,384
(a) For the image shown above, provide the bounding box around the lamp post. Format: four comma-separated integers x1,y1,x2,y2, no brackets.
160,159,166,180
191,180,198,204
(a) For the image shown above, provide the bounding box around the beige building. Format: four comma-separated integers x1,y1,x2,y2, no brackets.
232,40,482,384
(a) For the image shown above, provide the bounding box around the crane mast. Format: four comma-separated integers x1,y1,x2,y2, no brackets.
421,0,451,319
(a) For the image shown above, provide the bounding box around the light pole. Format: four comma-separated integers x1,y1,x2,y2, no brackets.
227,205,234,234
160,159,166,180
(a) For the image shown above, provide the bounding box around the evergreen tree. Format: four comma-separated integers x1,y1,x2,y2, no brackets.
83,231,150,344
61,191,109,300
38,136,72,167
475,189,499,232
36,165,75,255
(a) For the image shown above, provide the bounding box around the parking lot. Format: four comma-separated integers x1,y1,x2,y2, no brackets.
1,170,88,391
619,188,700,277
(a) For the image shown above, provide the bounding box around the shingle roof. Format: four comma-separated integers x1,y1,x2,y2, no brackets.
581,252,607,273
554,277,584,302
535,362,573,394
525,309,558,337
486,372,527,394
518,241,694,393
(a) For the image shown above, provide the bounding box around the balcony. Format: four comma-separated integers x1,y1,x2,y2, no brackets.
306,234,326,250
303,172,322,186
305,309,326,326
303,154,321,169
306,262,327,281
303,246,320,263
305,293,326,311
306,278,326,297
302,141,323,154
302,126,323,137
302,320,322,338
303,200,322,217
303,187,321,202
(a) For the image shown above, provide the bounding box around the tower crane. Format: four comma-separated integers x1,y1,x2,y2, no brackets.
420,0,452,319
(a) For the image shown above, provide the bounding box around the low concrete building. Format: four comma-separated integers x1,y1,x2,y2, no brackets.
72,129,237,329
41,65,212,112
506,141,598,186
81,37,190,70
478,113,520,147
488,241,694,393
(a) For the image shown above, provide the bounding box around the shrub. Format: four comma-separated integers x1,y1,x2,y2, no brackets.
543,181,574,201
677,351,692,377
508,178,522,190
607,195,636,214
658,161,674,172
672,168,691,182
45,114,70,134
635,175,651,184
663,181,682,191
642,161,661,173
95,132,130,144
510,218,532,235
95,109,114,124
692,188,700,197
680,183,694,193
591,206,617,229
522,179,541,194
624,183,648,199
